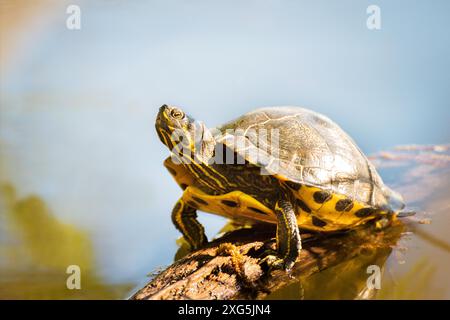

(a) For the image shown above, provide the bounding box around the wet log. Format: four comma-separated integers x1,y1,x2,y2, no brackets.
131,222,406,300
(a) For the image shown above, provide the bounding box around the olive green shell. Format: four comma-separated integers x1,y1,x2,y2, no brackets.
217,107,403,211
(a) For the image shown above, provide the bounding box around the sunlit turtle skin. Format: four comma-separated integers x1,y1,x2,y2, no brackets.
155,105,406,270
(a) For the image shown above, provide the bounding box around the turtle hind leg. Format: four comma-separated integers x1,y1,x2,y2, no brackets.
171,198,208,250
260,199,302,271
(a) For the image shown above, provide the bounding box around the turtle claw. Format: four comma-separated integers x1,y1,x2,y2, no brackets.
259,251,294,272
260,254,284,270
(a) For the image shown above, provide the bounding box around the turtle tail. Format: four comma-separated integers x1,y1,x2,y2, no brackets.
385,188,416,217
385,188,405,211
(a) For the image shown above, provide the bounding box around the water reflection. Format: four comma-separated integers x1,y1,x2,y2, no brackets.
268,221,406,300
377,259,442,299
0,184,133,299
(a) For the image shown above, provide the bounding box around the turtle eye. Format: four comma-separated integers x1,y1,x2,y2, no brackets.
170,109,184,120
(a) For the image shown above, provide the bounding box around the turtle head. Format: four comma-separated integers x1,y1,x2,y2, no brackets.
155,104,193,150
155,105,215,162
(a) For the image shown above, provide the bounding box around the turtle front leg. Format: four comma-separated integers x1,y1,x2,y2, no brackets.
262,199,302,271
171,198,208,250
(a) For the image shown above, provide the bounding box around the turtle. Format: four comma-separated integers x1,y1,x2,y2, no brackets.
155,104,408,270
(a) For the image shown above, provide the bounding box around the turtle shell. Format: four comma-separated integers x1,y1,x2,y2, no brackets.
217,106,403,211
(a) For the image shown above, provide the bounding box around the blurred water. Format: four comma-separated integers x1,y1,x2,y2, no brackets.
0,0,449,299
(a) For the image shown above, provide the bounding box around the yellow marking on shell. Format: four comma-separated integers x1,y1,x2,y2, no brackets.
169,166,387,233
182,186,276,224
273,174,290,182
293,185,384,232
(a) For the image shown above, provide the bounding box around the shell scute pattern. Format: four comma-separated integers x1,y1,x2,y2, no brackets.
218,107,397,211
